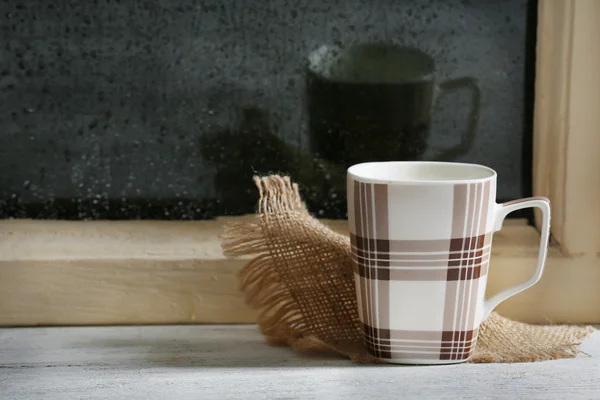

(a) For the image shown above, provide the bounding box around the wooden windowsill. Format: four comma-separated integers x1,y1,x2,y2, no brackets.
1,324,599,398
0,218,598,326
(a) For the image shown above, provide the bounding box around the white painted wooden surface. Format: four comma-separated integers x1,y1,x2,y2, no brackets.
0,325,598,399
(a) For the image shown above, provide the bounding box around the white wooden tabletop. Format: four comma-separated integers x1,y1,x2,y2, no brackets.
1,325,598,399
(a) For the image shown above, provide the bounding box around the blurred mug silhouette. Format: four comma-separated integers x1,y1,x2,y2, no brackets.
199,106,348,217
306,43,481,166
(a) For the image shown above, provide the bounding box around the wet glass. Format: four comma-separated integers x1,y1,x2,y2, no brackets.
0,0,536,220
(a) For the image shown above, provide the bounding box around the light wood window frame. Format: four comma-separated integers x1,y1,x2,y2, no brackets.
0,0,598,326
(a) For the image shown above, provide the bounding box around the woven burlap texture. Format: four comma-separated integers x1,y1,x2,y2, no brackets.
221,175,595,363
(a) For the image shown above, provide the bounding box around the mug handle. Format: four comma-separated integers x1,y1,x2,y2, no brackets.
481,197,551,322
431,77,481,161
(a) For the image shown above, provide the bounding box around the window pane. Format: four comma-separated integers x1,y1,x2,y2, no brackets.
0,0,535,220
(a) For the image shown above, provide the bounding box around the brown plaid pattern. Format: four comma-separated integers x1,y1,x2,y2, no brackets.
351,233,491,281
361,324,478,360
348,176,494,362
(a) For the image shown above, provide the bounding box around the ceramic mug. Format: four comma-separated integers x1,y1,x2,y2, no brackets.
346,161,551,365
306,43,481,166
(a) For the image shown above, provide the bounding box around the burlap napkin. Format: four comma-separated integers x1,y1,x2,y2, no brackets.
221,175,595,363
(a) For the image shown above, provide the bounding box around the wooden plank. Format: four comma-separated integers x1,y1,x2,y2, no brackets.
533,0,600,256
0,218,598,326
562,0,600,256
532,0,572,246
0,325,599,400
0,259,255,325
0,219,231,262
0,217,540,262
488,256,600,324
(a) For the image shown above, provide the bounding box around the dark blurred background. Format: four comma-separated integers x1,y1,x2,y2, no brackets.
0,0,537,220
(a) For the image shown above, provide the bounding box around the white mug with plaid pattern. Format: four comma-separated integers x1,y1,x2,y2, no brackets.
347,161,551,364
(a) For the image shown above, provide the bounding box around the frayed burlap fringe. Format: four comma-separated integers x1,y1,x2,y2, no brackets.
221,175,595,363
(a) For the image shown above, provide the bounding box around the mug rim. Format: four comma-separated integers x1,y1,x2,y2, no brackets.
347,161,497,185
307,43,435,84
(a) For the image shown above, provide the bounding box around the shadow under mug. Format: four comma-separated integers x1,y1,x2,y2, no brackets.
306,43,481,166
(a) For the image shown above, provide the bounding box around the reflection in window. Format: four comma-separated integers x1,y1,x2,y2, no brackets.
0,0,535,220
